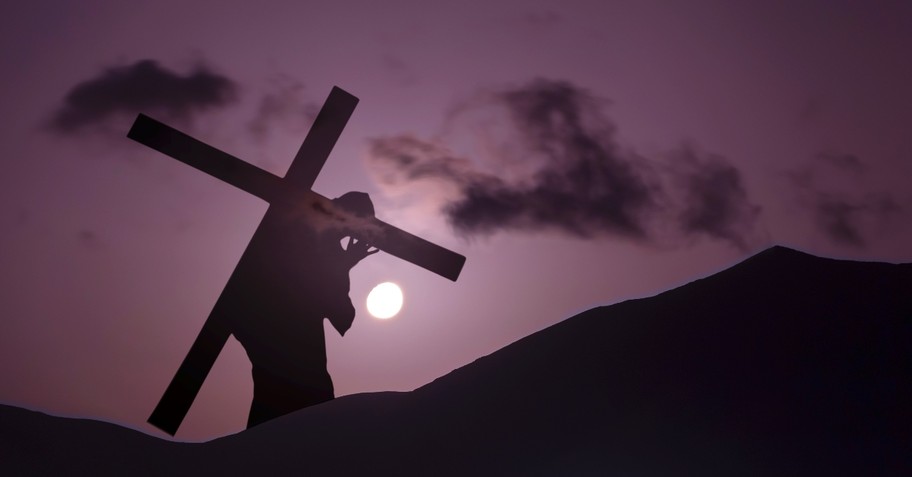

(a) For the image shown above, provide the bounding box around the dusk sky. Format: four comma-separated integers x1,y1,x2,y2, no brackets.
2,1,910,441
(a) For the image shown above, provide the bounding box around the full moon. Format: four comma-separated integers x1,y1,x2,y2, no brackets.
366,282,403,319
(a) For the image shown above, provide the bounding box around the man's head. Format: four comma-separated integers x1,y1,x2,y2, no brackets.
332,191,374,218
328,192,379,269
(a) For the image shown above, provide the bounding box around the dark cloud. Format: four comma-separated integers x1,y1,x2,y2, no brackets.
788,153,903,248
47,59,237,133
367,79,761,249
451,80,659,238
813,194,901,248
247,76,319,142
815,198,864,247
669,147,760,250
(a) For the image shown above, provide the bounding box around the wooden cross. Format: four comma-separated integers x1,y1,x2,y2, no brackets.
127,86,465,436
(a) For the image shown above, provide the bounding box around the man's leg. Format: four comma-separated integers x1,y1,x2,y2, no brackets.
247,366,334,428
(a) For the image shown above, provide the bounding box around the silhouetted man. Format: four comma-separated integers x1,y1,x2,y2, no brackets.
225,191,378,427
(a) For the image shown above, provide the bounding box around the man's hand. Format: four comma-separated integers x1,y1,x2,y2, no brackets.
342,236,378,268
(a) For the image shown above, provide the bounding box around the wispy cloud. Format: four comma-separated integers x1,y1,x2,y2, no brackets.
667,146,761,250
366,79,761,250
247,75,319,143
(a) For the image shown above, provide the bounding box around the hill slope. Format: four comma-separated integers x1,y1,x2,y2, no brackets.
3,246,909,475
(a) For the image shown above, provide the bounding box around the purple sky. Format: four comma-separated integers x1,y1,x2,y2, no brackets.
1,1,910,441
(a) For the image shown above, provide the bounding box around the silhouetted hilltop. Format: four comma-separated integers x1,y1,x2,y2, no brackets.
3,246,909,475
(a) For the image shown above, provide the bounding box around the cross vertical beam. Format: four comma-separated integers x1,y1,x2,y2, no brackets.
284,87,358,190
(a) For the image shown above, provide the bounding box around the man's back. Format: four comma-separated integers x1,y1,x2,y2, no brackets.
223,210,356,427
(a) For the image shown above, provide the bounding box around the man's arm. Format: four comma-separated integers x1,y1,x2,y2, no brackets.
327,297,356,336
324,237,376,335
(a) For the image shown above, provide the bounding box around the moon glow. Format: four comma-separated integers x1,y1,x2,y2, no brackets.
366,282,404,319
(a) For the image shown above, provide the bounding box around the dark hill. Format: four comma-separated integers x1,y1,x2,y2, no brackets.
3,246,910,475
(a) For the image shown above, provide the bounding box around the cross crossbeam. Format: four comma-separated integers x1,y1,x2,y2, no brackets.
128,87,465,435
